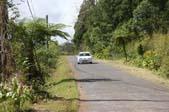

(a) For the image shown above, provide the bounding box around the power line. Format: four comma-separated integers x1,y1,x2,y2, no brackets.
30,0,36,16
26,0,34,18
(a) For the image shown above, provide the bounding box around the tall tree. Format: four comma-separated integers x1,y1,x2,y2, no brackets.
74,0,169,58
0,0,15,80
11,19,69,83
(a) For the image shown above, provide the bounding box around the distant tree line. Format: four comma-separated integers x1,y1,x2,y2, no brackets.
74,0,169,59
74,0,169,78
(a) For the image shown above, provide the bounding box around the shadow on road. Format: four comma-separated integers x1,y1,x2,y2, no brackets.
46,78,120,88
77,62,98,65
66,98,169,103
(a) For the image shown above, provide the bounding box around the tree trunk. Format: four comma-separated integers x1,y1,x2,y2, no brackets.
25,40,39,79
0,0,15,80
122,39,128,61
23,40,44,84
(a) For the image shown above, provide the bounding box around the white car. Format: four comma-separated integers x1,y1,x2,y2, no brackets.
77,52,93,64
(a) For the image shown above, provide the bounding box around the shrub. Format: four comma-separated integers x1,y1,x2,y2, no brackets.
143,50,161,70
0,77,32,112
130,56,143,67
159,57,169,78
102,47,111,59
36,42,60,71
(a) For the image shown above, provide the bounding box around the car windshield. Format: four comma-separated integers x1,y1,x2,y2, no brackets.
79,53,91,56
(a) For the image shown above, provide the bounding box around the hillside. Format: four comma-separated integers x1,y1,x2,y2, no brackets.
74,0,169,78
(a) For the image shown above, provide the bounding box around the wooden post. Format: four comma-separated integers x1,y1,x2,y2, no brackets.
46,15,49,49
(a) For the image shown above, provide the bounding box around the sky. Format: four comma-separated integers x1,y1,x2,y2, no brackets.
13,0,83,44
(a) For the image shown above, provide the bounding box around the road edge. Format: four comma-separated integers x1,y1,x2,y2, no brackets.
97,59,169,89
66,56,88,112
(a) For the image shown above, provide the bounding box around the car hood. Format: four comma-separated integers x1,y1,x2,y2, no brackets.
78,56,92,59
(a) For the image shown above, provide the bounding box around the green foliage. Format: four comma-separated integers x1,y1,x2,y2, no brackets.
36,41,60,73
74,0,169,78
10,18,69,81
142,51,161,70
127,34,169,78
129,50,161,70
9,18,69,107
0,77,31,112
113,21,136,60
159,57,169,78
133,0,160,35
74,0,169,56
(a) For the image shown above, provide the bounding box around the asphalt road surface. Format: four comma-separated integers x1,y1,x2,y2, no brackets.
67,56,169,112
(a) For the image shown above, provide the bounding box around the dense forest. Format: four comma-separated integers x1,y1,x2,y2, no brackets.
74,0,169,78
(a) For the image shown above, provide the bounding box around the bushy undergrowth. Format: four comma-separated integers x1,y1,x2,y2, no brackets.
28,42,60,102
0,77,32,112
1,18,68,112
126,34,169,78
36,42,60,75
11,40,61,110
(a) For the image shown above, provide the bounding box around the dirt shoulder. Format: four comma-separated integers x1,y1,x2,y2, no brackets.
98,59,169,88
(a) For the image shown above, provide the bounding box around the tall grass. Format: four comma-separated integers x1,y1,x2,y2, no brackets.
32,57,79,112
126,33,169,78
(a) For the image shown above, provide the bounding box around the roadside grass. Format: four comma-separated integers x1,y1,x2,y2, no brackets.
0,97,31,112
0,101,24,112
98,59,169,88
33,56,79,112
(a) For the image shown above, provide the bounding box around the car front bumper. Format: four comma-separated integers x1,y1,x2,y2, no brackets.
78,58,92,63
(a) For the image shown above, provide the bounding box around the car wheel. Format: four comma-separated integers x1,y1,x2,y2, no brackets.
90,62,92,64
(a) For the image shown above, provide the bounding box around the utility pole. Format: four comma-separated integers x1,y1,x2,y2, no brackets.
46,15,49,49
0,0,8,79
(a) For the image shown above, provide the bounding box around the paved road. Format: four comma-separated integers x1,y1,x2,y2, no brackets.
68,56,169,112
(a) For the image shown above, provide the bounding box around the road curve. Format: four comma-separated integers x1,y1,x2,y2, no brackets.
67,56,169,112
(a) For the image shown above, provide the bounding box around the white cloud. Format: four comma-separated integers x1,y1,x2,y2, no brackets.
14,0,83,44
